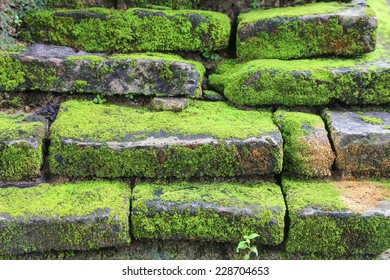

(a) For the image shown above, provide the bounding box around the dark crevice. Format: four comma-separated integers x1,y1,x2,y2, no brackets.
275,172,290,245
320,112,339,178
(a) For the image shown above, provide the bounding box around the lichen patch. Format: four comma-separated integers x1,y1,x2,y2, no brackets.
335,181,389,213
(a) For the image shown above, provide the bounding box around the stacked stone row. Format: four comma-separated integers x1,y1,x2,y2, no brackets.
0,0,389,258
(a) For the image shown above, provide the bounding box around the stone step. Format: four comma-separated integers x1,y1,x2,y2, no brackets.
323,110,390,178
0,112,46,181
273,110,335,177
20,8,230,53
0,44,205,97
283,178,390,258
132,181,286,245
209,48,390,106
0,181,131,255
49,100,283,179
237,0,377,60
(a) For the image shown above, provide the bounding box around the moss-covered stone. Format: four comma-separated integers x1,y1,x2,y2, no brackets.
323,110,390,178
0,44,205,97
284,178,390,258
209,47,390,106
0,180,131,255
49,100,283,179
0,113,46,181
273,110,335,177
20,8,231,53
132,181,285,245
237,1,377,60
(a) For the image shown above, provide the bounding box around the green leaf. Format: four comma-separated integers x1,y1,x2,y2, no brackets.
250,246,258,256
244,233,260,240
236,241,249,251
244,254,250,260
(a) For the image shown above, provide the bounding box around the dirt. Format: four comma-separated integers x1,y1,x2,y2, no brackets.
335,181,389,213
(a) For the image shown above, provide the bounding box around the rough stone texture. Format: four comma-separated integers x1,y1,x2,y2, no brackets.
237,0,377,60
284,178,390,258
20,8,231,53
0,112,46,181
209,49,390,106
0,44,205,97
202,90,226,101
49,100,283,179
324,110,390,178
0,181,131,255
273,110,335,177
132,182,286,245
150,97,189,112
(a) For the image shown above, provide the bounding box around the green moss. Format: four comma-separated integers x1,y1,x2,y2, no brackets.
132,182,285,244
359,115,384,125
284,178,390,258
0,54,26,91
384,125,390,130
0,113,45,181
71,80,90,93
21,8,231,52
0,180,131,254
367,0,390,46
209,49,390,106
273,110,332,177
51,100,276,141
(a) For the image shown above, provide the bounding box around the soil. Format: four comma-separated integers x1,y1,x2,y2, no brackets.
335,181,389,213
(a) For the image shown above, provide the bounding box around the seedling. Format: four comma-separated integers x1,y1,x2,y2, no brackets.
236,233,259,260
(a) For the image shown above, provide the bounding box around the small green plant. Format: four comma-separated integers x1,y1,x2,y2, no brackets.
202,51,221,61
251,0,260,9
93,94,106,104
236,233,259,260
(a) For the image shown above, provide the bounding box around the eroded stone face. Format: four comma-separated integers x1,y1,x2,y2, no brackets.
49,100,283,179
0,112,46,181
237,0,377,60
132,182,286,245
284,178,390,258
324,110,390,178
0,181,131,255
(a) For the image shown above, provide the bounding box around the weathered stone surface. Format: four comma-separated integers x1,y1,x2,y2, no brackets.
0,181,131,255
0,44,205,97
132,181,286,245
20,8,231,53
49,100,283,179
209,48,390,106
0,112,46,181
284,178,390,258
273,110,335,177
202,90,226,101
150,97,189,112
237,0,377,60
324,110,390,178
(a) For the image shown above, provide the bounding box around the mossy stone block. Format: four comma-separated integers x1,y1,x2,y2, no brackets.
237,1,377,60
20,8,230,53
0,113,46,181
324,110,390,178
0,44,205,97
284,178,390,258
209,48,390,106
49,100,283,179
0,181,131,255
132,182,286,245
273,110,335,177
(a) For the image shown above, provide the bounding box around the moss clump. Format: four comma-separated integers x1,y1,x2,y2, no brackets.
21,8,231,52
132,182,285,245
0,180,131,254
284,178,390,258
237,2,376,60
0,113,46,181
209,49,390,106
359,115,384,125
49,100,282,178
273,110,334,177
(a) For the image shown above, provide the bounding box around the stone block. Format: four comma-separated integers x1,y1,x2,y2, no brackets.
132,181,286,245
49,100,283,179
0,181,131,255
324,110,390,178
